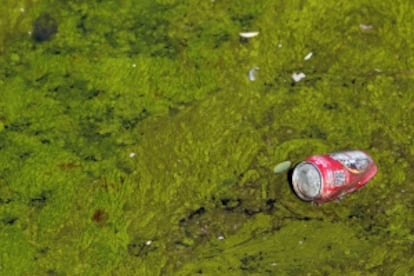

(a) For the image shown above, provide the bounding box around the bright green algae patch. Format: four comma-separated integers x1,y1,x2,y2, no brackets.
1,0,414,275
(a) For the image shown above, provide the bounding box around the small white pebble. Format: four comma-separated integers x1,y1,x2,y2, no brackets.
217,235,225,240
129,152,136,158
298,240,304,245
278,43,282,48
304,52,313,61
145,240,152,245
292,72,306,82
239,31,259,38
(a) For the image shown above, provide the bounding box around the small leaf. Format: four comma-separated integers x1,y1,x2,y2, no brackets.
272,161,292,174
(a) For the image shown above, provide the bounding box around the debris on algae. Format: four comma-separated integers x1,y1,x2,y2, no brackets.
0,0,414,275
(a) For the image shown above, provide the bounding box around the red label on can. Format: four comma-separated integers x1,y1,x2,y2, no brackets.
292,150,377,203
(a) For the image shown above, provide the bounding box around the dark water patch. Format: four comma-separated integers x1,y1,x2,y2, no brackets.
46,269,59,276
1,215,18,225
220,198,242,211
323,102,339,110
32,13,58,42
300,124,327,140
180,206,207,226
128,238,158,257
7,119,32,132
29,190,52,209
0,198,13,204
19,151,32,161
121,109,150,130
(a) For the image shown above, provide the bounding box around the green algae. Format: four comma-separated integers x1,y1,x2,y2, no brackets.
1,0,414,275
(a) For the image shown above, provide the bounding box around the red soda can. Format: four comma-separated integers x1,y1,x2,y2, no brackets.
291,150,377,204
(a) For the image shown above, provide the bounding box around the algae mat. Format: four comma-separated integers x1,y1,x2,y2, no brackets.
0,0,413,274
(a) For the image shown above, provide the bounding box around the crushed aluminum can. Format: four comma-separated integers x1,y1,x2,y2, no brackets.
291,150,378,204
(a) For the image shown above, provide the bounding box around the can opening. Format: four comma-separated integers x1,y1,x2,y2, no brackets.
292,162,321,201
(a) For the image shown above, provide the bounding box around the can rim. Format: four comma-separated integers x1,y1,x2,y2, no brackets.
292,162,322,201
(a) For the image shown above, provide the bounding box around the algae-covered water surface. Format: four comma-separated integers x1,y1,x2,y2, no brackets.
1,0,414,274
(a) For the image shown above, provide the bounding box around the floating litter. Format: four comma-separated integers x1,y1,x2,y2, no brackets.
292,72,306,82
273,160,292,173
248,67,260,81
304,52,313,60
239,31,259,38
292,150,377,203
359,23,373,31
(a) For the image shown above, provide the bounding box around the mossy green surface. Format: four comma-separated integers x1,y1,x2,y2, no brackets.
1,0,414,275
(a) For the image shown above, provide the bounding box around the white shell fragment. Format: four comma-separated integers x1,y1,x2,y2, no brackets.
273,161,292,174
304,52,313,61
248,67,260,81
239,31,259,38
291,72,306,82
